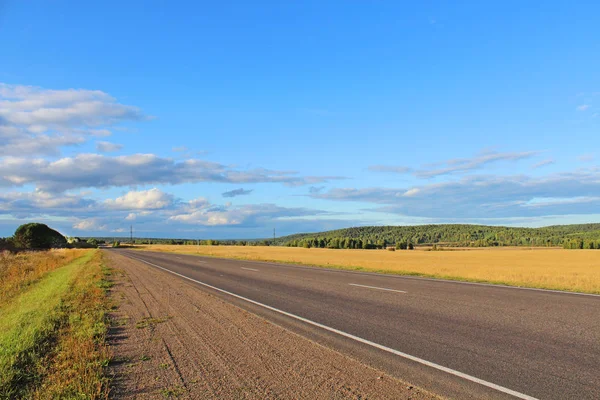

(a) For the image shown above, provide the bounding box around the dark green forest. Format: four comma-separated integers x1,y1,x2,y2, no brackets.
272,223,600,250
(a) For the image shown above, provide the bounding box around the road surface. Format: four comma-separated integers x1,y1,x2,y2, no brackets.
113,249,600,400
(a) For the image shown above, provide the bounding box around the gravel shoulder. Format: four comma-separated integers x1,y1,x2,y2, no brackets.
104,250,439,399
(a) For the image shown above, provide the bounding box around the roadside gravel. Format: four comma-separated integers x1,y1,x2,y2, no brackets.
104,251,439,399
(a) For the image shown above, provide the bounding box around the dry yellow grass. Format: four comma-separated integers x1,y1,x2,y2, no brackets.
0,249,88,306
138,245,600,294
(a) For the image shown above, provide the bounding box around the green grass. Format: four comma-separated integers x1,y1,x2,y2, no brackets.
0,252,93,398
0,250,112,399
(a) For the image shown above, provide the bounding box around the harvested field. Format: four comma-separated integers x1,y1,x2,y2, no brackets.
137,245,600,294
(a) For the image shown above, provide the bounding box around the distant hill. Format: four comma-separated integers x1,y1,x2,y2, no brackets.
273,223,600,249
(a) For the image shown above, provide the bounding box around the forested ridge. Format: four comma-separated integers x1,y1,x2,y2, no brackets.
273,223,600,249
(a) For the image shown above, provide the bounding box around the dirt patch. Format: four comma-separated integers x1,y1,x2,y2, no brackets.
104,251,439,399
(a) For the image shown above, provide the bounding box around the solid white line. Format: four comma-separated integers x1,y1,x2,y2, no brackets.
126,254,538,400
349,283,407,293
241,267,259,272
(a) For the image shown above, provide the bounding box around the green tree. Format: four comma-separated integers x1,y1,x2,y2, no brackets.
396,241,407,250
13,223,66,249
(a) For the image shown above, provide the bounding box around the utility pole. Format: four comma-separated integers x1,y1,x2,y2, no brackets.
273,227,276,244
130,225,133,243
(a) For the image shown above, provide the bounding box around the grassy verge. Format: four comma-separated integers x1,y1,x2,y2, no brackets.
0,250,112,399
0,249,88,307
134,245,600,294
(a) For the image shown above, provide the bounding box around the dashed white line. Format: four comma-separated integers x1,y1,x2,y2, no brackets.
127,254,537,400
349,283,407,294
241,267,259,272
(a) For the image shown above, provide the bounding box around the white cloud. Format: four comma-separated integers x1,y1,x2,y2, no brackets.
96,141,123,152
0,83,147,156
222,188,253,198
368,150,538,179
169,202,327,227
414,150,538,178
73,219,106,231
521,197,600,208
0,153,344,192
311,169,600,218
577,104,590,111
578,154,595,162
104,188,174,210
402,188,420,197
0,190,95,216
368,165,412,174
532,159,555,169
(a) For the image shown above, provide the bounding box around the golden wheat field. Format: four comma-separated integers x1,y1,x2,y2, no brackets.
136,245,600,294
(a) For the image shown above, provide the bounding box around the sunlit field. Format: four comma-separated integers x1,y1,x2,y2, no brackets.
137,245,600,294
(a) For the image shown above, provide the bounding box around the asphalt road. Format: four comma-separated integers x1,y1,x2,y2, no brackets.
113,249,600,400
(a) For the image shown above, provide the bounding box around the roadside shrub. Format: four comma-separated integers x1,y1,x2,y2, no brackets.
13,223,67,250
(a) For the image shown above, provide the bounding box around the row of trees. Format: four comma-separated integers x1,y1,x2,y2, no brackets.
283,237,415,249
125,238,270,246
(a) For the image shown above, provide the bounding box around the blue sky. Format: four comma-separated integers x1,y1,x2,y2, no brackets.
1,1,599,238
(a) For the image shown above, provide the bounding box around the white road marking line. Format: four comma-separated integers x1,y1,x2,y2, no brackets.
349,283,406,294
126,254,538,400
241,267,259,272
